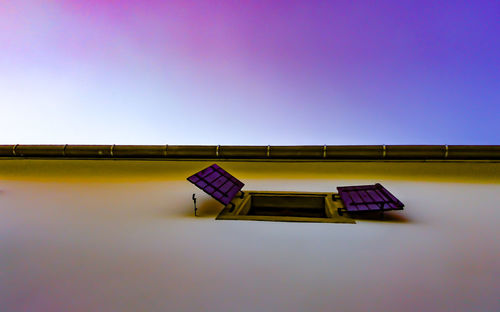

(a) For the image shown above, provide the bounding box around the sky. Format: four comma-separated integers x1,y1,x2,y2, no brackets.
0,0,498,145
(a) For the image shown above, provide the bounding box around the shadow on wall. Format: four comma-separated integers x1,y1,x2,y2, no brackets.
348,211,412,223
180,198,413,223
182,207,413,223
178,198,223,219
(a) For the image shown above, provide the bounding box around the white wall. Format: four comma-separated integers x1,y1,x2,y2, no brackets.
1,160,499,311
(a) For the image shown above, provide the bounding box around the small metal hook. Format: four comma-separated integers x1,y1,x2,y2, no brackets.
192,193,197,216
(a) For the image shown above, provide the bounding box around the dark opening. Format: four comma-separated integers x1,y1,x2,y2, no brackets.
247,195,326,218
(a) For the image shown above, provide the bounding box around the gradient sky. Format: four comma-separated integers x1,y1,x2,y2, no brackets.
0,0,498,145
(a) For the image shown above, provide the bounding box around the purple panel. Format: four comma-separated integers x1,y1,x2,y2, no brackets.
337,184,404,213
367,189,384,202
212,176,228,188
376,183,404,207
205,185,215,194
226,185,241,202
187,164,245,205
212,191,223,200
359,190,379,210
195,180,208,189
371,189,396,209
219,180,234,194
198,166,214,177
339,193,353,206
202,172,219,183
348,191,370,211
338,194,354,211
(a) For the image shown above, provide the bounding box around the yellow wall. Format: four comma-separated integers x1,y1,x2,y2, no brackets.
1,160,499,311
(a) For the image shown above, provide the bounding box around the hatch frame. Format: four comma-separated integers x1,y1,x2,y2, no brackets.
216,190,356,223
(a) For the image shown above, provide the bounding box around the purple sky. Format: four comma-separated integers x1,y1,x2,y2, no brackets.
1,1,498,144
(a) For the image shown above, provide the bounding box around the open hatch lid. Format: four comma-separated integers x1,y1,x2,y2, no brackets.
187,164,244,205
337,183,404,213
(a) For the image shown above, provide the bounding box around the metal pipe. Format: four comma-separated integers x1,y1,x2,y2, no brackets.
0,145,499,160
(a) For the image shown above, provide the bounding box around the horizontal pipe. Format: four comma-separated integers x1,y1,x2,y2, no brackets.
219,146,268,159
166,145,218,158
0,145,499,160
113,145,166,158
385,145,445,159
326,145,384,159
270,145,324,159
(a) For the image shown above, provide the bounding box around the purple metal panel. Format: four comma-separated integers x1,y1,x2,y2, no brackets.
337,183,404,214
187,164,244,205
375,183,404,207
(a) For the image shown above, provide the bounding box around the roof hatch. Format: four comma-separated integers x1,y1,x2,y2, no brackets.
187,164,404,221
